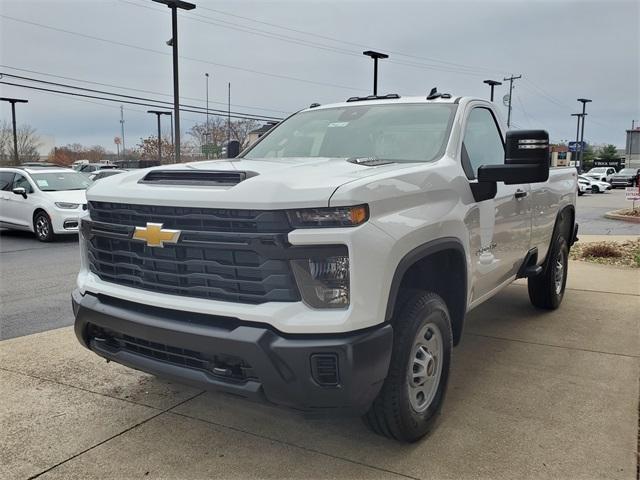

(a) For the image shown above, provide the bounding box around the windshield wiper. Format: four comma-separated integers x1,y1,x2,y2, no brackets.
347,157,397,166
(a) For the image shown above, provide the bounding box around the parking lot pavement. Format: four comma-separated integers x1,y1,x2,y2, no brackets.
0,230,79,340
1,260,637,480
576,188,640,235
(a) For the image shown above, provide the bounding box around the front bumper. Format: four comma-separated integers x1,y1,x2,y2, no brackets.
72,289,393,415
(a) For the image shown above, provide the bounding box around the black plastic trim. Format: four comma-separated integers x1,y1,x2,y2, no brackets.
72,290,393,414
384,238,467,322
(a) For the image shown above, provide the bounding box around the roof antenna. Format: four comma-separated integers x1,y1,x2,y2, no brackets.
427,87,441,100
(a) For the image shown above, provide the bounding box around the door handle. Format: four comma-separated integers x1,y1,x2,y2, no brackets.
515,189,528,199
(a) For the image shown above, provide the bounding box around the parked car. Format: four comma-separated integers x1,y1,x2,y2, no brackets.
76,163,118,173
73,94,578,442
578,175,611,193
577,177,591,196
0,167,91,241
610,168,640,188
88,169,127,181
584,167,616,183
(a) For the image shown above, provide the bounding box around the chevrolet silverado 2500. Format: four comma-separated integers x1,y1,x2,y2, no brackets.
73,94,578,442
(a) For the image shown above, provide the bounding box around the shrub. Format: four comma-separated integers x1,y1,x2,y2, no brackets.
581,243,622,259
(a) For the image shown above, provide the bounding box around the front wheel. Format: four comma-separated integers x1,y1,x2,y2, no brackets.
34,211,54,242
528,236,568,309
591,185,600,193
363,291,452,442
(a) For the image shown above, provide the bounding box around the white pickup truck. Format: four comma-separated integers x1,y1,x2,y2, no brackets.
73,93,578,442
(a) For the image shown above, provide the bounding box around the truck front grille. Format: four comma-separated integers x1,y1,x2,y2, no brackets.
86,202,300,304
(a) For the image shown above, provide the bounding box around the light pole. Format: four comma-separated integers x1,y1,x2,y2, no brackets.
577,98,592,171
483,80,502,102
152,0,196,163
363,50,388,96
1,97,28,164
571,113,585,172
205,72,210,159
148,110,172,163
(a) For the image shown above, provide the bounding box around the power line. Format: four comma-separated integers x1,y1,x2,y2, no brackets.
120,0,504,78
0,65,289,114
193,2,509,75
0,14,361,92
0,72,282,121
0,81,282,122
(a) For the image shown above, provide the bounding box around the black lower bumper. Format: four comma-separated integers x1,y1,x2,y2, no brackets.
72,290,393,415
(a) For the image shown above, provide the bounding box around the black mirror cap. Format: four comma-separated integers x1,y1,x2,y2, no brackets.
478,163,549,185
505,129,550,166
12,187,27,198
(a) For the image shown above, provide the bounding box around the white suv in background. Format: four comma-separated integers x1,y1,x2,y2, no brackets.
584,167,616,183
0,167,91,241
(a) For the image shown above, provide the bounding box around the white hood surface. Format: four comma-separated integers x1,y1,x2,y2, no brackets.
86,157,416,209
44,189,87,204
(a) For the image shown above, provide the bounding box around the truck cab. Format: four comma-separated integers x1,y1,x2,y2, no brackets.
73,94,577,442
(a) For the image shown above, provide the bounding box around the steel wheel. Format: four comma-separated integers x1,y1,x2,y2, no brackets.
554,248,565,295
408,322,444,413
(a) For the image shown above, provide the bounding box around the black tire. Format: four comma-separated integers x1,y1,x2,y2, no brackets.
363,291,453,442
34,211,54,242
528,235,568,309
591,185,599,193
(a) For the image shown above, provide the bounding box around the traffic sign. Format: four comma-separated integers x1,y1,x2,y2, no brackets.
201,143,220,156
568,141,586,153
625,186,640,201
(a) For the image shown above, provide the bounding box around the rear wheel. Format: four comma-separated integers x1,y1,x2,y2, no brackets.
363,291,452,442
528,235,568,309
34,211,54,242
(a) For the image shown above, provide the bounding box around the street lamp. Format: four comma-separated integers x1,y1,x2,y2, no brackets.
205,72,210,159
362,50,388,96
571,112,586,172
1,97,28,164
483,80,502,102
577,98,592,171
152,0,196,163
147,110,172,163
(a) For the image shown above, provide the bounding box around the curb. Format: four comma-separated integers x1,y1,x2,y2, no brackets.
604,209,640,223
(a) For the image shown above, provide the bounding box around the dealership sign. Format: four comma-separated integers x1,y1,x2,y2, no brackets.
626,187,640,201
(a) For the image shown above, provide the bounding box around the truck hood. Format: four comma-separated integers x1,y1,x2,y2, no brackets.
86,157,416,209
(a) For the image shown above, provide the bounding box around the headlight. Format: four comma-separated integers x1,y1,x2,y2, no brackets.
291,255,350,308
288,205,368,228
55,202,80,209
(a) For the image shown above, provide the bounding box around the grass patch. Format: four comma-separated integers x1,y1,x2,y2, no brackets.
570,239,640,268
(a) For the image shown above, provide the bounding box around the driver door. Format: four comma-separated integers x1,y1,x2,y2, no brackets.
462,106,532,302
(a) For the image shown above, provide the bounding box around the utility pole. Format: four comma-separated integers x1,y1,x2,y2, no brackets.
503,74,522,128
153,0,196,163
227,82,231,147
205,72,210,158
148,110,172,164
483,79,502,102
169,113,174,162
577,98,592,171
571,113,585,172
363,51,388,96
120,105,126,160
1,97,29,165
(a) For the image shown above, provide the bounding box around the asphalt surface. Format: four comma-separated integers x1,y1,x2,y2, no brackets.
575,187,640,234
0,230,79,340
0,188,637,340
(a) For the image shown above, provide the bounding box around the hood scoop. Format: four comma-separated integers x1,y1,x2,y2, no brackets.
347,157,395,167
139,170,256,186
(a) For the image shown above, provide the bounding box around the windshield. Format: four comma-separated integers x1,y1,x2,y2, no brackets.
31,172,92,191
244,103,457,163
618,168,637,174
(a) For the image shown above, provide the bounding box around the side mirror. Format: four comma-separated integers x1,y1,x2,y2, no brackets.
478,130,550,185
12,187,27,199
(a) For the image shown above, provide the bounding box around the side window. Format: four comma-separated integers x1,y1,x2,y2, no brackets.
13,174,34,193
0,172,15,191
461,108,505,179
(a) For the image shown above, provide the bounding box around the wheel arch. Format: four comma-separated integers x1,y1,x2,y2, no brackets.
385,238,467,346
32,207,49,232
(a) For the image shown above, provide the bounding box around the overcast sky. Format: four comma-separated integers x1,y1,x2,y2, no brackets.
1,0,638,153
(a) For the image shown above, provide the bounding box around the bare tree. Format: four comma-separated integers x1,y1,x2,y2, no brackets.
229,118,260,147
0,124,42,165
135,135,174,164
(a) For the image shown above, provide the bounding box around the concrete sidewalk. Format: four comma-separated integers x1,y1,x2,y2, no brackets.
1,260,638,480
